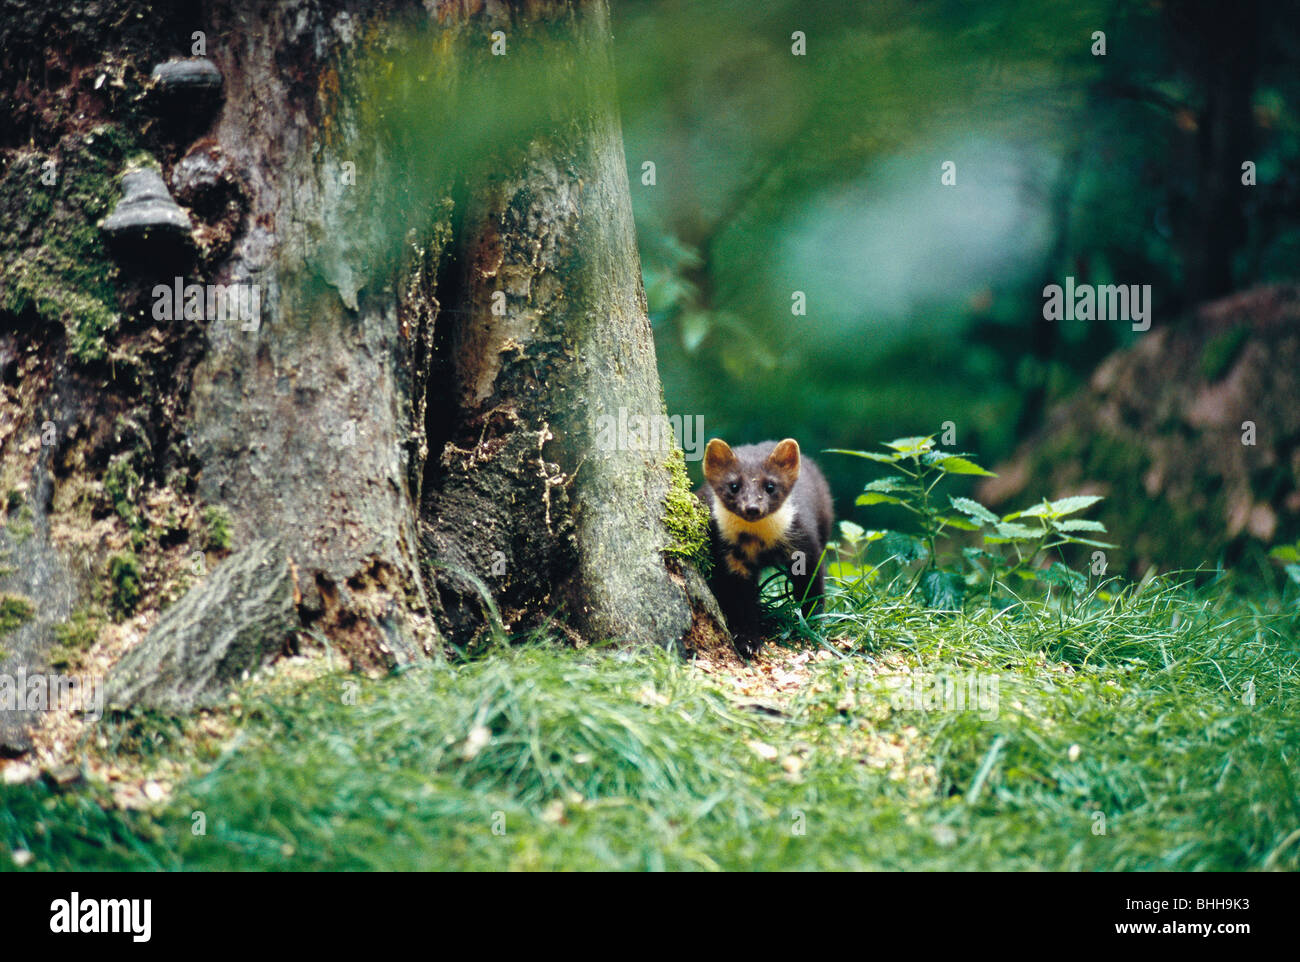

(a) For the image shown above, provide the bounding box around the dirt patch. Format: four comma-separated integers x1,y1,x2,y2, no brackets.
689,636,938,795
2,646,335,810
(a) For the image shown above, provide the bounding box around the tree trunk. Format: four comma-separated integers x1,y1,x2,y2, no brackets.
1170,0,1260,305
0,0,725,737
417,2,719,651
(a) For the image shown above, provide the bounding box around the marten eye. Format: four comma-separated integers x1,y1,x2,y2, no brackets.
728,481,740,494
764,481,776,494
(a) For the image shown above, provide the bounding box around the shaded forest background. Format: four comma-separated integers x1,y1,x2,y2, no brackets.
616,0,1300,577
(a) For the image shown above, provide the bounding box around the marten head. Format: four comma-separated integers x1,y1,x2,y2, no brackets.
703,438,801,522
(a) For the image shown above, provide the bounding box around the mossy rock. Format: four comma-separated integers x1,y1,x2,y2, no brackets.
980,286,1300,574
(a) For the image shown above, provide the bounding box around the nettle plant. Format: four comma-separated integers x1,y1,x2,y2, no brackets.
828,435,1114,611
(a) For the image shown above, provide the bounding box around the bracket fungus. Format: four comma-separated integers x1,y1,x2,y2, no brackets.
100,165,193,243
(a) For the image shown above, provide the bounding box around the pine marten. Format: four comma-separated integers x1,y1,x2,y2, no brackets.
696,438,833,654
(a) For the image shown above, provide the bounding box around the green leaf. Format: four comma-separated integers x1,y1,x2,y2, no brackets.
856,492,904,506
938,515,980,531
863,476,906,493
920,569,964,611
837,521,886,546
828,561,872,582
825,449,901,463
935,456,996,477
1286,563,1300,585
1046,494,1104,517
881,532,927,563
883,436,935,452
921,450,975,465
949,496,999,525
987,521,1037,542
962,546,1000,570
838,520,866,542
720,350,749,381
1039,562,1087,596
1053,519,1107,533
679,311,710,352
644,267,696,314
1063,536,1117,549
1269,545,1300,564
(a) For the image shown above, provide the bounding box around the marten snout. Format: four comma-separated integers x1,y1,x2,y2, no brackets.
725,479,782,520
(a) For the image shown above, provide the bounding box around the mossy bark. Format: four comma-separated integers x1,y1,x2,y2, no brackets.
418,0,723,650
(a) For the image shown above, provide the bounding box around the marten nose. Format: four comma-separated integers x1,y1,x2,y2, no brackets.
742,505,761,520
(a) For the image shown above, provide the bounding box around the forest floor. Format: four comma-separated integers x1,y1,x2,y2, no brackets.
1,573,1298,871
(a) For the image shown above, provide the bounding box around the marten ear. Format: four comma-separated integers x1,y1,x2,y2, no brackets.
704,439,736,482
766,438,801,483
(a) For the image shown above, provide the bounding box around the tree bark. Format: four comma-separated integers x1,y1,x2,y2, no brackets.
418,1,717,650
0,0,726,733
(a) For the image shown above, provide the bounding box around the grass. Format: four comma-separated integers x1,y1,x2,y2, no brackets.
1,572,1297,871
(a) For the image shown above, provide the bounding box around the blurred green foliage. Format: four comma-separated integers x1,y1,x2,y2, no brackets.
612,0,1300,513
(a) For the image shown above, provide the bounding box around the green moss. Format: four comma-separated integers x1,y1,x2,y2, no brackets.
202,505,233,551
4,503,34,545
0,124,138,365
0,594,36,636
108,552,143,617
662,447,711,571
124,152,162,173
50,607,105,667
103,457,142,527
103,455,151,551
5,489,23,513
1200,326,1250,382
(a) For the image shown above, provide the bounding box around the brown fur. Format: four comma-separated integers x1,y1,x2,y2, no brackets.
696,438,834,654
